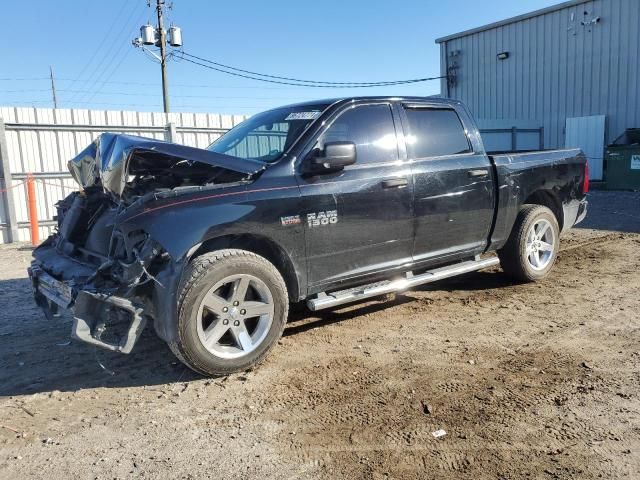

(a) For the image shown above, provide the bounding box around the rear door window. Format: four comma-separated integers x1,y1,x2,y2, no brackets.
403,108,471,158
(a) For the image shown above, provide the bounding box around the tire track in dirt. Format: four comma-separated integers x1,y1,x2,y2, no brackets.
255,233,640,479
1,231,639,479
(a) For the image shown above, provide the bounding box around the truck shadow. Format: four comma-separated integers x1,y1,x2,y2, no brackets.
284,270,517,336
0,276,200,397
0,270,516,397
284,295,417,337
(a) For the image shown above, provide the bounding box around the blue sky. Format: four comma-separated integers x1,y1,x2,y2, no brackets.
0,0,559,115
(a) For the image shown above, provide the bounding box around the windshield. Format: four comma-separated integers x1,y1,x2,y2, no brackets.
207,104,330,162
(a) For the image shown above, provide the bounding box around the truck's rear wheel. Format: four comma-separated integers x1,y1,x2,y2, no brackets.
170,249,288,376
498,204,560,282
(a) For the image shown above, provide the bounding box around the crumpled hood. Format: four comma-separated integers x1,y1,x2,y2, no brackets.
68,133,265,196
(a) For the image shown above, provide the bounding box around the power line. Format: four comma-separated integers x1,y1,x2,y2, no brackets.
59,89,324,100
0,77,51,81
179,55,446,88
0,99,279,109
180,51,447,87
84,5,152,103
2,77,365,90
65,0,138,104
3,43,443,105
83,48,135,104
0,89,52,93
1,88,346,100
68,2,148,104
62,0,131,97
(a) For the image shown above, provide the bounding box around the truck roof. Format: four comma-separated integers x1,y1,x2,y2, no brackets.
279,96,461,110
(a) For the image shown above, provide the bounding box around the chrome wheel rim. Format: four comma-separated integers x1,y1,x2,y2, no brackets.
526,219,555,271
196,274,274,359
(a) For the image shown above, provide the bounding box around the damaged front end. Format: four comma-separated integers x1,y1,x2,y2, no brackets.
29,187,168,353
29,133,263,353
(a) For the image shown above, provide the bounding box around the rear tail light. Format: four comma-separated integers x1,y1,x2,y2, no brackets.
583,161,590,193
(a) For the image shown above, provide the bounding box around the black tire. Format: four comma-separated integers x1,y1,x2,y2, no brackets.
169,249,288,376
498,204,560,282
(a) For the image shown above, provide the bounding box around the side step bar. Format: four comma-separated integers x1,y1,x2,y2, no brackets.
307,256,500,311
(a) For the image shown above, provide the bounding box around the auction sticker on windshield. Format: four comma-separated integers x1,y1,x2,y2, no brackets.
285,111,321,121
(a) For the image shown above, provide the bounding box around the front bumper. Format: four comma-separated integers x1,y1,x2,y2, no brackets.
28,265,146,354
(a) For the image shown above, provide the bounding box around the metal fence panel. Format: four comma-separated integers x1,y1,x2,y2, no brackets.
476,118,544,152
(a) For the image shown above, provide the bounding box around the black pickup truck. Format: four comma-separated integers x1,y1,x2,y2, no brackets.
29,97,588,376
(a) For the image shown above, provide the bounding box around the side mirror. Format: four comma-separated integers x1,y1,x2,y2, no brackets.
310,141,356,172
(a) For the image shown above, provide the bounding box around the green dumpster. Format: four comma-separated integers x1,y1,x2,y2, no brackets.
605,128,640,190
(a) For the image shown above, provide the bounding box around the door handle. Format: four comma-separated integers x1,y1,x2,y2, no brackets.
468,169,489,178
381,177,409,188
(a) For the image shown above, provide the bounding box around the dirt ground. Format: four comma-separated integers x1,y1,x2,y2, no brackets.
0,191,639,479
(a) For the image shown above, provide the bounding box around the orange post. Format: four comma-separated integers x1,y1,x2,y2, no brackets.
26,174,39,245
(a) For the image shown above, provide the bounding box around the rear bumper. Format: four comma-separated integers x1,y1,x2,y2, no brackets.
562,198,588,232
28,265,146,354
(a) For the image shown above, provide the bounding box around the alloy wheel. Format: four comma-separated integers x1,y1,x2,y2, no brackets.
196,274,274,359
525,218,555,270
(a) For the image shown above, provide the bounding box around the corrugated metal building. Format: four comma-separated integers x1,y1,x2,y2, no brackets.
436,0,640,180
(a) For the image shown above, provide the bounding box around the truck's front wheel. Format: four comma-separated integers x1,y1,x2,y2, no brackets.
498,205,560,282
170,249,288,376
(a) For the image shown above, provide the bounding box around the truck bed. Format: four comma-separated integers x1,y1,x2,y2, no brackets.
488,148,587,250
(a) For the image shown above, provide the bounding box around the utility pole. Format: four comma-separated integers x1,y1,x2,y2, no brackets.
49,65,58,108
132,1,182,113
156,0,170,113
